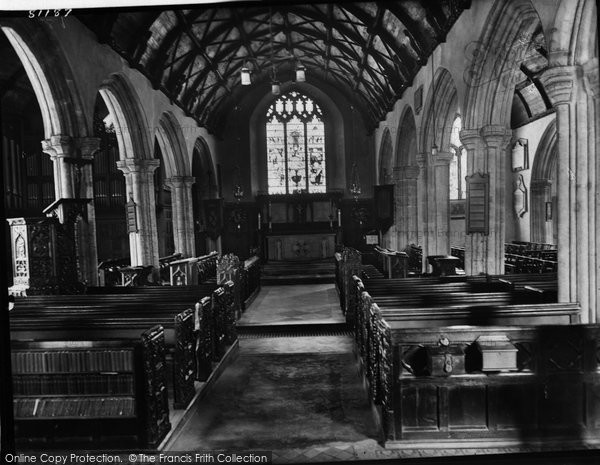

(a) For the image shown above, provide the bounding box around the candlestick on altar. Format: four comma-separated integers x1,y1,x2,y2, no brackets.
258,212,261,230
337,208,341,227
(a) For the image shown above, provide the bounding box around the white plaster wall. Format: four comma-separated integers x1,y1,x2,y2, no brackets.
505,113,556,242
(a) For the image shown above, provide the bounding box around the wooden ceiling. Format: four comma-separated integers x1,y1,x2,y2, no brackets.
79,1,471,134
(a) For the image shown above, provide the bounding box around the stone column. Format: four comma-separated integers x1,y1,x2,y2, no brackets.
530,179,553,244
393,165,420,250
165,176,196,258
41,135,101,285
117,158,160,268
42,135,75,200
583,59,599,324
460,126,512,275
540,65,596,322
417,151,452,272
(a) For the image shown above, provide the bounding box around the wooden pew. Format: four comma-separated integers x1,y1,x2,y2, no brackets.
10,282,238,409
353,283,580,399
362,320,600,448
240,255,261,310
167,251,219,286
373,246,409,278
11,325,171,449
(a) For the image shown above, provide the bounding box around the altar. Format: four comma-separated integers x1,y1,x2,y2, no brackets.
266,232,336,261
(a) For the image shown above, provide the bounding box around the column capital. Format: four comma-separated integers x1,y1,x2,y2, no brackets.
164,176,195,189
41,135,73,157
433,151,453,166
539,65,579,106
480,125,512,149
416,152,429,169
583,58,599,98
75,137,101,160
393,165,420,181
116,158,160,175
530,178,553,191
459,128,481,151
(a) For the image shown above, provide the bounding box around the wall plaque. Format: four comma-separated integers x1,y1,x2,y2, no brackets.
414,86,423,115
511,138,529,172
126,198,138,233
466,172,489,234
514,174,528,218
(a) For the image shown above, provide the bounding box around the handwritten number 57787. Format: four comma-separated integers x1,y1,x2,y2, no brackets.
28,10,73,18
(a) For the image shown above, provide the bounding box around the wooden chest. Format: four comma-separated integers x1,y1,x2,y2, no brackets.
428,345,465,376
475,335,518,372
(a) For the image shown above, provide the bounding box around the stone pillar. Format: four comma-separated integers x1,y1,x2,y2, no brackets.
583,59,599,324
530,179,553,244
41,135,101,285
460,126,512,275
42,135,75,200
540,65,597,322
117,158,160,268
417,151,452,272
393,165,420,250
165,176,196,258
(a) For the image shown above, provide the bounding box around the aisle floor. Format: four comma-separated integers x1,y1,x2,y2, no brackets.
238,284,343,326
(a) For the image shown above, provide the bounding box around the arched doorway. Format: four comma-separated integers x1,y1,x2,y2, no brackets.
530,119,558,245
154,139,175,257
192,137,217,255
92,94,128,263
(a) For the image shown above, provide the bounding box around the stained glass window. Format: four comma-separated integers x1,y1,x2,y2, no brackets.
449,115,466,200
266,91,326,194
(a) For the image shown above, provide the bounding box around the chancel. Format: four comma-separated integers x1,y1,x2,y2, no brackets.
0,1,599,463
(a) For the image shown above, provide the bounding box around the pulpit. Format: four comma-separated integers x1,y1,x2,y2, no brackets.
7,198,91,295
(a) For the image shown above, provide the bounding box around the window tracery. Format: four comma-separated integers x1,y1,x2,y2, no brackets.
266,91,326,194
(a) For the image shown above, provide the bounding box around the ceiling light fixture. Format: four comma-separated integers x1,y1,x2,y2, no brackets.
241,64,251,85
295,64,306,83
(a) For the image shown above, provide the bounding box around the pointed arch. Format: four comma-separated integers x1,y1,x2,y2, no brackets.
1,22,88,138
421,67,458,153
378,128,393,184
463,0,543,128
192,137,217,198
155,112,190,178
531,119,558,181
98,73,152,160
530,118,558,244
395,106,417,167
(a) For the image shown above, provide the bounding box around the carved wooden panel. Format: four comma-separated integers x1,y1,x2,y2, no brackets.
491,384,538,430
400,385,439,432
195,297,214,379
448,385,487,430
141,325,171,447
173,308,196,409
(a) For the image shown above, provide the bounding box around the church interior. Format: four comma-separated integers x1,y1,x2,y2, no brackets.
1,0,599,463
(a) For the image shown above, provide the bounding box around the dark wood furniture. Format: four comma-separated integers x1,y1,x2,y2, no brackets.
11,326,170,449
